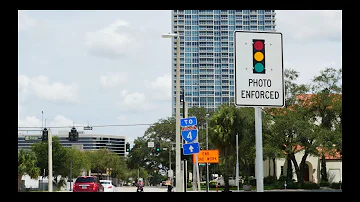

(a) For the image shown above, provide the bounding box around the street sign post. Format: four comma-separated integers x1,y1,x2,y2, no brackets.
183,142,200,155
234,31,285,193
234,31,284,107
180,116,201,191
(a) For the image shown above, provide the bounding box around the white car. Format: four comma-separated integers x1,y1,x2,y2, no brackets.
100,180,116,192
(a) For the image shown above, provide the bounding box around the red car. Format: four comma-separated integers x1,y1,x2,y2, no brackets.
73,176,104,192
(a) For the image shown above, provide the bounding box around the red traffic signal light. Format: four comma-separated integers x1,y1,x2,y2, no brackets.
253,39,265,74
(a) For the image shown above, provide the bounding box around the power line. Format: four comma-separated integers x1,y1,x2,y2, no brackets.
18,123,156,129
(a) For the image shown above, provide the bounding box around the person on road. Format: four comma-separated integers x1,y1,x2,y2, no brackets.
136,179,145,192
165,178,172,192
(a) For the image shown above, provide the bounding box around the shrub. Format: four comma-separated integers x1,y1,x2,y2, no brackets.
302,182,320,189
187,182,192,188
330,182,342,189
285,181,299,189
264,176,276,185
209,181,217,188
319,180,330,187
277,175,288,183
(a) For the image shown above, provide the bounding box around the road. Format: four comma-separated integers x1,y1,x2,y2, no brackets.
116,186,169,192
60,186,341,192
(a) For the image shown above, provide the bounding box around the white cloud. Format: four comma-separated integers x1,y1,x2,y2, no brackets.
145,74,172,101
117,91,157,112
100,72,128,89
121,90,128,96
276,10,342,43
18,115,42,128
18,10,36,32
18,75,79,104
85,20,141,59
18,113,88,135
49,115,75,127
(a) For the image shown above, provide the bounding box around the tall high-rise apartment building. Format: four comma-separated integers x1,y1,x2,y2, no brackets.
170,10,276,115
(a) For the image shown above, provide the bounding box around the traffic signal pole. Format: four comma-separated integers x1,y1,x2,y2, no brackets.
48,128,53,192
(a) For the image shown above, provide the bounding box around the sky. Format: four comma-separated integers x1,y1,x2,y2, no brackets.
18,10,342,145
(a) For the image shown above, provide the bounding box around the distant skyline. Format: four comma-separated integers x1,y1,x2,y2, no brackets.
18,10,342,145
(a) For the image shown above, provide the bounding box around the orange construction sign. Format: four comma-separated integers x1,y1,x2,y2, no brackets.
193,150,219,164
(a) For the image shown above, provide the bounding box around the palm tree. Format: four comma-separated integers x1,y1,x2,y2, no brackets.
209,104,237,192
18,149,40,192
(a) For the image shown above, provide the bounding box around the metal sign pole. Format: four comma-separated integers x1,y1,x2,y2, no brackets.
196,154,201,191
255,107,264,192
236,133,239,192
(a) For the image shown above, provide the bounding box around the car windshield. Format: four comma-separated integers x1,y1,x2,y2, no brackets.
101,181,111,184
76,177,96,183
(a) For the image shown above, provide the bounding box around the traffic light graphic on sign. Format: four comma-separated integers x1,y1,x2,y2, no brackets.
155,142,160,153
253,39,265,74
126,142,130,152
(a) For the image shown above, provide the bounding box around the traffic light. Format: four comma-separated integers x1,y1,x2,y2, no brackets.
126,142,130,152
69,127,79,141
180,88,184,103
155,142,161,153
42,128,48,142
253,39,265,74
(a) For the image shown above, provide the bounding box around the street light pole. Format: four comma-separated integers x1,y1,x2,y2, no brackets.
162,33,182,192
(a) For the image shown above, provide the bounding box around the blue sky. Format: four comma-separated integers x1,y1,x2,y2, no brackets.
18,10,342,145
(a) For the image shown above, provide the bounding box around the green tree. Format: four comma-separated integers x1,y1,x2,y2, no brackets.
265,67,342,187
268,105,316,186
87,148,123,180
307,67,342,183
64,147,91,179
188,106,211,149
208,103,237,191
31,136,68,189
263,68,308,179
233,107,255,180
109,153,127,182
128,117,178,176
18,149,40,192
284,68,309,107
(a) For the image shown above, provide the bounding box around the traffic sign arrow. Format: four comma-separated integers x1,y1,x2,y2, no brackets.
189,145,194,152
183,142,200,155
